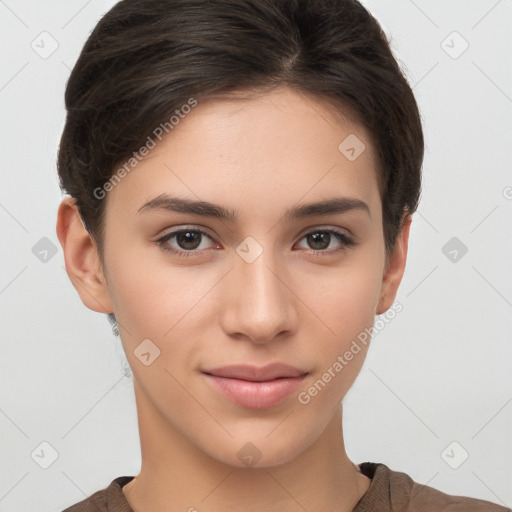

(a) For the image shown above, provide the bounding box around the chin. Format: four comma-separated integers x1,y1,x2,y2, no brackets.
204,432,313,470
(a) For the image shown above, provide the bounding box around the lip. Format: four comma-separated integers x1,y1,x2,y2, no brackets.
202,363,309,409
203,363,308,381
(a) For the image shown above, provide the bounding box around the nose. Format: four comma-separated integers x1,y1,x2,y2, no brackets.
219,246,298,345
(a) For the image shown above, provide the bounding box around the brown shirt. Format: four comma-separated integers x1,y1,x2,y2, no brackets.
62,461,511,511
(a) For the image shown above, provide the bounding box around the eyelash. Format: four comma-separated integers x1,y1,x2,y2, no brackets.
155,227,357,259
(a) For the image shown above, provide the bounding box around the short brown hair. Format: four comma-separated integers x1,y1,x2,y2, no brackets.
57,0,424,327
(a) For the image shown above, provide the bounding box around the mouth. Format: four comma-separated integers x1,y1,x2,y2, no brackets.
201,363,309,409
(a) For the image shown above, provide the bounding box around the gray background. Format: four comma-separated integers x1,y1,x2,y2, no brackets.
0,0,511,510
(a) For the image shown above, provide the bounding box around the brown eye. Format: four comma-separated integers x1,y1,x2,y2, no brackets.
156,228,215,257
296,229,356,254
174,231,203,251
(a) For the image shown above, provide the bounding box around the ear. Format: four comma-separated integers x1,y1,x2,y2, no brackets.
56,197,113,314
376,213,412,315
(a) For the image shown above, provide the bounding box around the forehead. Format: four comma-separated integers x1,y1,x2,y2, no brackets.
104,85,381,225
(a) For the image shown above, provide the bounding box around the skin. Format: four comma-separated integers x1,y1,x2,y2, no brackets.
56,85,411,511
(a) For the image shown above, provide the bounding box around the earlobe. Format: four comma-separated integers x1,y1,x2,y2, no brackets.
376,213,412,316
56,197,114,314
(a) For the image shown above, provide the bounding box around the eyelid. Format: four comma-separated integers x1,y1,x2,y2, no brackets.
154,224,215,241
155,223,352,241
296,224,353,239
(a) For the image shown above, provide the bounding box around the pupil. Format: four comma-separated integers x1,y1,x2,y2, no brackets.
178,231,200,250
308,232,329,250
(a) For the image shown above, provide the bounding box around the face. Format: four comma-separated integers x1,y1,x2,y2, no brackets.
60,85,409,469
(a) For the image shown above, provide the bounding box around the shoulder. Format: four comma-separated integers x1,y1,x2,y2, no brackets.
357,462,511,512
61,476,134,512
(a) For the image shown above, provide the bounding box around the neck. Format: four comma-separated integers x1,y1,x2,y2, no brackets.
123,380,371,512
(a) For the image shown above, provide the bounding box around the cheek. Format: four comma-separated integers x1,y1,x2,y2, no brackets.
293,270,381,418
303,253,383,336
297,251,384,390
106,262,166,336
105,255,200,397
105,244,197,333
104,246,218,376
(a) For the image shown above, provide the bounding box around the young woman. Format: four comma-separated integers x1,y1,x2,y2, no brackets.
56,0,509,510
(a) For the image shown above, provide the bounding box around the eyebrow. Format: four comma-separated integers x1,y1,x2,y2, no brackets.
137,193,371,221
